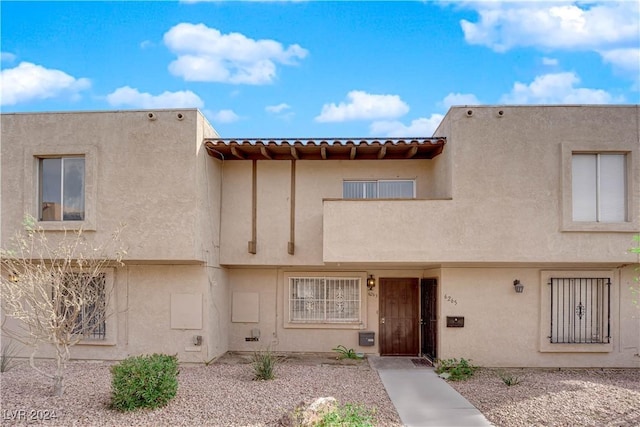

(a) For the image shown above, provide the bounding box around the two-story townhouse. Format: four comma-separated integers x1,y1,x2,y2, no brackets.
1,105,638,367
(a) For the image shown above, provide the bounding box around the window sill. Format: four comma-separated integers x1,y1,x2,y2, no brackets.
37,220,96,232
539,342,613,353
75,339,116,346
285,322,364,330
562,221,639,233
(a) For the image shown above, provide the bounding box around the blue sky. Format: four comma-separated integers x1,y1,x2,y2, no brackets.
1,1,638,137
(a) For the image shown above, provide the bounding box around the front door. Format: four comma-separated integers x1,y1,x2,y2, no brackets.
421,278,438,360
379,278,419,356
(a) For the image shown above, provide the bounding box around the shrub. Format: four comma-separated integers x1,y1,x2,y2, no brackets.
110,354,179,411
0,341,18,373
435,358,477,381
332,345,363,360
498,370,521,386
252,348,277,380
318,403,375,427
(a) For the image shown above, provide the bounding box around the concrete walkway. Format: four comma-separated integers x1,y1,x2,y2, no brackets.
369,357,494,427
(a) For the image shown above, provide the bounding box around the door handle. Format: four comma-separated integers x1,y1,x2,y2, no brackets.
380,317,385,324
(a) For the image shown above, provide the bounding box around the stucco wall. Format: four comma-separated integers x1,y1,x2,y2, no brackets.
226,264,639,367
1,110,206,262
227,268,431,354
437,265,639,368
324,105,639,264
1,110,229,363
1,264,225,363
219,159,442,266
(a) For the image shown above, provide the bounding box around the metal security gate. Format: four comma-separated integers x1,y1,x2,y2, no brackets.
549,277,610,344
421,278,437,360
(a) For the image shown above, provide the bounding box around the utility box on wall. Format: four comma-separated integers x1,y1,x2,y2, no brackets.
359,331,375,346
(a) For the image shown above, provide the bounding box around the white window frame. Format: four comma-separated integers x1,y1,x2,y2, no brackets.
571,153,626,223
561,144,637,232
343,179,416,199
24,145,97,231
283,272,367,329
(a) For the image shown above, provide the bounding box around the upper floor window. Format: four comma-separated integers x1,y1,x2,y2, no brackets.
572,153,626,222
343,180,415,199
39,157,85,221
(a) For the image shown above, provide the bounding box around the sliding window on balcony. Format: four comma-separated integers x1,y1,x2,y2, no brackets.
343,180,415,199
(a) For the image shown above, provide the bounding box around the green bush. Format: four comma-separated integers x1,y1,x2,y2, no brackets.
435,358,477,381
332,345,363,360
498,370,521,386
318,403,375,427
251,348,277,380
110,354,179,411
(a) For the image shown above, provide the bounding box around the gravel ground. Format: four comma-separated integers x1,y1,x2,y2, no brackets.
1,354,639,427
449,367,640,427
0,354,401,427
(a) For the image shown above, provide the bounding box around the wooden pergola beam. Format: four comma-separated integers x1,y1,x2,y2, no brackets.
231,147,246,160
405,146,418,159
260,146,272,160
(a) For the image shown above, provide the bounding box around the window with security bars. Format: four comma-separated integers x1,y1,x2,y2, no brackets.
343,180,415,199
289,277,361,323
549,277,610,344
54,273,107,340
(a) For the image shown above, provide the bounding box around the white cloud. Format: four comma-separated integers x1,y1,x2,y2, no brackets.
140,40,154,49
370,115,444,137
460,2,638,51
265,103,291,114
0,62,90,106
500,72,622,104
441,92,481,109
164,23,308,84
207,109,240,123
456,1,639,75
599,48,640,75
542,57,559,66
1,52,16,63
106,86,204,108
315,90,409,123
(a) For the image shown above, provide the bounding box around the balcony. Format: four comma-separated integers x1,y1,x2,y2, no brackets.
322,198,460,264
322,198,636,265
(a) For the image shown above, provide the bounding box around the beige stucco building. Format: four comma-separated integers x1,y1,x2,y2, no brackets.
1,105,639,367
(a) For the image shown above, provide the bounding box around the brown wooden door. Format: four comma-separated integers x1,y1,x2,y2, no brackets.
379,278,419,356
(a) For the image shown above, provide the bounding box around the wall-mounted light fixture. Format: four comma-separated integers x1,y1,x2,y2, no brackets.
513,279,524,293
367,275,376,290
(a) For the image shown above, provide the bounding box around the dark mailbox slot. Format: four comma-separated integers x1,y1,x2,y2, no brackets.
359,331,375,346
446,316,464,327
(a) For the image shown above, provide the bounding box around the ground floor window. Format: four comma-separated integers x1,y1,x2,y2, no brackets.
54,273,107,340
289,277,360,323
549,277,610,344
